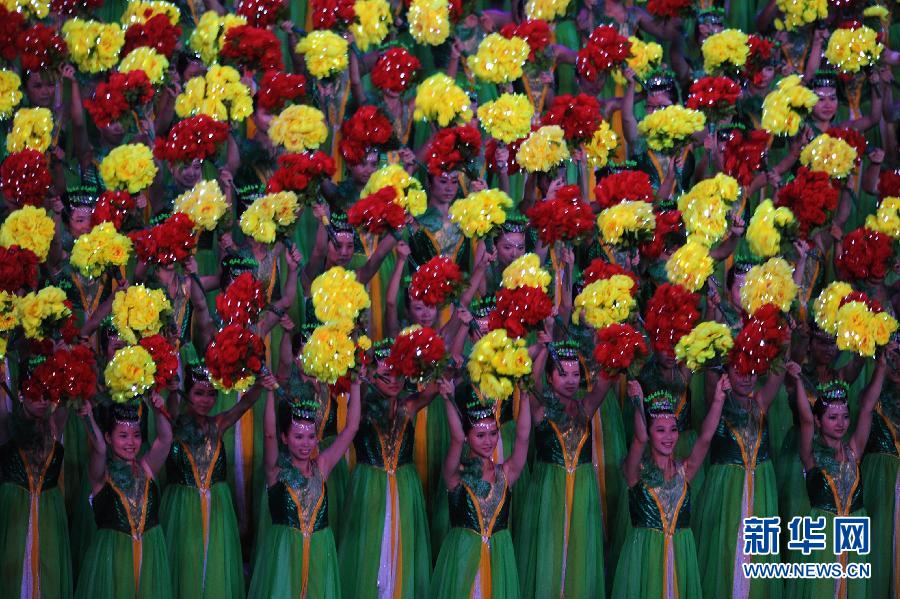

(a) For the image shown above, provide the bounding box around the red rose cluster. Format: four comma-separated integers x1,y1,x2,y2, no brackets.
371,47,421,93
216,273,267,327
839,290,884,313
0,7,24,61
836,227,894,281
21,345,97,406
139,334,178,391
123,13,182,59
686,76,741,119
646,0,693,18
582,258,640,289
730,304,787,376
722,129,771,187
644,283,701,357
542,94,603,146
154,114,230,164
310,0,356,29
426,125,481,176
639,209,683,259
526,185,595,245
485,137,523,175
0,150,51,208
220,25,284,72
593,323,648,379
488,286,553,338
743,35,775,87
205,324,265,389
593,170,655,209
258,70,307,113
576,26,631,82
878,170,899,199
0,245,38,292
775,167,839,239
85,71,155,129
409,256,463,308
340,106,393,165
267,151,336,203
237,0,288,28
51,0,104,15
18,24,67,71
91,191,136,230
500,19,551,61
347,186,406,235
130,213,198,266
387,326,446,379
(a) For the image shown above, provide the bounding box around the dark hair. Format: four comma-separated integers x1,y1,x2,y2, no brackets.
276,399,316,437
97,402,146,437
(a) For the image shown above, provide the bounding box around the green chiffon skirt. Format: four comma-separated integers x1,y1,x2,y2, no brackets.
860,452,898,599
611,527,702,599
337,463,431,599
775,428,811,559
0,484,72,599
74,526,173,599
430,528,519,599
693,461,783,599
160,481,244,599
516,461,606,599
248,525,340,599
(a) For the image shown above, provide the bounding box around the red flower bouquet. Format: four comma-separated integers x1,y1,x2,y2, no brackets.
639,209,683,260
386,326,447,379
485,137,523,175
593,170,655,209
0,150,51,208
266,151,336,204
542,94,602,146
582,258,640,290
526,185,595,245
826,126,866,165
129,213,198,266
500,19,551,62
836,227,894,281
21,345,97,406
220,25,284,72
85,70,155,129
371,47,421,93
339,105,394,165
0,7,24,62
139,334,178,390
878,169,899,199
722,129,771,187
205,324,265,390
775,167,839,239
17,24,67,72
347,186,406,235
426,125,482,177
730,303,788,375
91,191,136,230
310,0,356,29
644,283,700,356
0,245,38,292
215,272,267,327
409,256,463,308
576,26,631,83
743,35,775,87
237,0,288,28
593,323,648,379
685,76,741,121
646,0,693,18
51,0,105,15
123,13,182,59
257,70,307,113
839,290,884,313
488,285,553,338
154,115,230,164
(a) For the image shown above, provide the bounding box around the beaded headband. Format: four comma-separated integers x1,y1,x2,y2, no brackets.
816,380,850,403
65,183,102,209
113,402,143,426
499,214,529,235
222,254,259,275
455,384,500,430
329,212,355,237
696,7,725,25
470,295,496,319
548,340,581,362
645,389,679,419
811,70,838,89
372,338,394,361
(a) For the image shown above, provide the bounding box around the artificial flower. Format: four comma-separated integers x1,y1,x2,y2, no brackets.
413,73,473,126
387,325,446,379
477,93,533,144
371,47,421,93
7,107,53,154
239,191,300,244
311,266,371,326
14,286,70,339
645,283,701,356
597,200,656,247
774,0,827,31
666,240,714,292
153,114,230,164
0,69,21,120
542,93,602,146
257,70,306,113
593,170,655,209
118,46,169,85
449,189,514,238
576,25,630,82
175,65,253,122
834,299,898,357
62,18,124,73
774,167,839,238
813,281,853,335
594,323,648,378
701,29,749,73
173,179,229,231
104,345,156,402
0,149,50,208
740,257,798,314
584,120,619,168
360,164,427,216
295,30,348,79
301,322,357,384
675,321,733,371
100,143,158,193
205,324,265,390
746,199,796,258
526,185,595,245
129,213,197,266
488,286,553,338
516,125,570,173
865,196,899,239
730,304,787,375
111,284,172,344
219,24,284,72
573,274,636,328
409,256,463,308
467,329,532,401
524,0,571,20
0,205,54,261
189,11,246,65
70,222,133,278
637,105,705,153
761,75,818,136
425,125,481,177
825,25,882,73
268,104,328,153
835,226,894,281
468,33,531,84
408,0,451,45
677,174,740,247
501,253,551,291
799,133,858,179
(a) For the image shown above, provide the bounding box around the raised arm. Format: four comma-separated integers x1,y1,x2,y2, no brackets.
81,401,108,491
258,246,301,337
186,258,215,350
319,376,361,476
357,234,398,285
441,392,466,490
263,388,278,483
850,350,889,458
503,386,532,485
141,391,173,476
384,241,410,338
216,375,274,432
583,373,612,417
686,375,728,481
622,380,647,487
788,361,815,471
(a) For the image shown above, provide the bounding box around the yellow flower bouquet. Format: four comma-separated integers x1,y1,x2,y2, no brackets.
501,253,552,291
0,69,22,120
477,93,534,144
675,321,734,371
573,275,637,329
637,105,705,153
525,0,571,20
1,0,49,19
301,322,358,384
774,0,827,31
118,47,169,85
865,196,899,239
825,25,883,73
467,33,531,84
613,37,663,87
761,75,818,136
63,19,125,74
517,125,570,173
701,29,749,73
189,11,246,65
449,189,514,238
813,281,853,335
173,180,229,231
7,107,53,154
100,143,158,193
351,0,391,52
295,31,349,79
585,121,619,169
467,329,533,402
70,222,133,278
311,266,371,327
268,105,328,153
677,174,740,247
239,191,300,244
111,285,173,344
799,133,858,180
105,345,157,403
597,200,656,247
121,0,180,25
408,0,451,46
414,73,474,126
360,164,428,217
835,300,898,357
666,240,714,292
175,65,253,123
15,286,70,339
0,205,55,262
740,257,798,314
746,199,796,258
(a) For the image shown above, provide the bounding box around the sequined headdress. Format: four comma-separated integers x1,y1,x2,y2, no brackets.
696,7,725,25
811,70,838,89
64,183,101,210
372,338,394,361
645,389,679,419
454,383,499,432
470,296,496,320
815,380,849,406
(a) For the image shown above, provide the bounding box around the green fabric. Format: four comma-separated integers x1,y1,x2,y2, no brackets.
68,475,96,581
430,528,519,599
611,527,701,599
160,481,244,599
248,525,340,599
775,428,810,560
860,451,898,599
74,526,173,599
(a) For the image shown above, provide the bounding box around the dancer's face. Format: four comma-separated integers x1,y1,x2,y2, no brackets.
21,394,51,420
816,403,849,441
106,422,142,462
326,233,355,267
68,207,93,238
649,416,679,457
812,86,838,121
496,232,526,266
467,419,499,459
550,360,581,400
283,421,317,461
408,297,437,327
187,381,217,416
374,360,403,397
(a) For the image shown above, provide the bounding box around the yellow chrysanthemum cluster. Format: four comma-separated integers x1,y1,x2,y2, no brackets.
239,191,300,244
701,29,749,73
675,321,734,372
613,37,664,87
835,301,898,357
637,105,705,153
408,0,451,46
70,222,133,279
189,11,246,65
585,121,619,169
173,180,229,231
597,200,656,247
350,0,391,52
63,19,125,74
666,240,714,292
477,94,534,144
573,275,636,329
15,286,70,339
501,253,551,291
100,143,158,193
449,189,514,238
517,125,570,173
747,199,796,258
865,197,899,239
121,0,180,25
0,291,16,357
105,345,157,403
862,5,889,20
118,47,169,85
268,105,329,153
677,173,741,246
525,0,571,20
740,257,798,314
111,285,173,345
813,281,854,335
761,75,819,136
775,0,828,31
825,26,883,73
296,31,349,79
467,33,531,84
7,107,53,154
175,65,253,123
0,205,55,261
311,266,371,327
360,164,428,217
0,70,22,120
302,322,358,384
0,0,48,19
799,133,858,180
467,329,533,401
414,73,474,126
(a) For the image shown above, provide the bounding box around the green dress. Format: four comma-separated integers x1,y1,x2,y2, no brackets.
430,463,518,598
160,418,244,599
337,396,431,599
692,394,783,599
0,439,72,599
787,442,870,599
248,460,340,599
612,460,702,599
516,397,606,599
75,465,172,599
